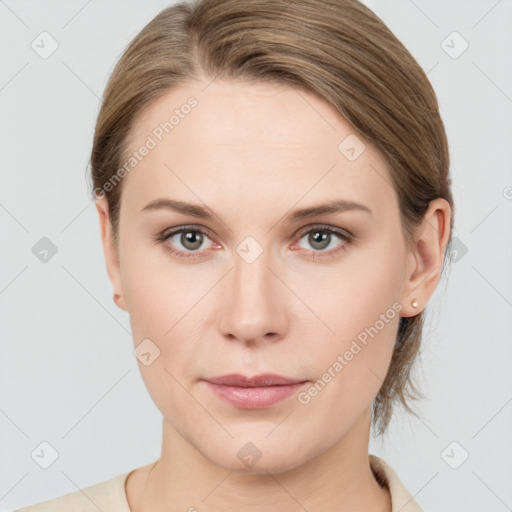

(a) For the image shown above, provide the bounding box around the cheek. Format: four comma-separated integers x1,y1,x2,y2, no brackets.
119,242,198,339
295,241,403,338
294,286,400,437
295,245,403,400
119,251,204,420
119,247,214,401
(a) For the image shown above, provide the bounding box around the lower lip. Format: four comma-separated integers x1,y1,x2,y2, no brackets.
204,381,307,409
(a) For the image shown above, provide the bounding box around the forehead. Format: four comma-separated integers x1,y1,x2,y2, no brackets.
131,79,361,153
120,79,397,221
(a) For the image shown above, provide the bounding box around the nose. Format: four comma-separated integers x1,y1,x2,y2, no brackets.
218,246,288,346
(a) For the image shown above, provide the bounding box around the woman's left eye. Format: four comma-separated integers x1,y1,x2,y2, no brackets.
293,226,352,257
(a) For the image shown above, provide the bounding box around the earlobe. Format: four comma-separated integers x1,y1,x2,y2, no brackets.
400,198,452,318
95,198,128,312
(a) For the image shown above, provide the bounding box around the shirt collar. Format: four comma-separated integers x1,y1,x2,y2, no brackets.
369,454,424,512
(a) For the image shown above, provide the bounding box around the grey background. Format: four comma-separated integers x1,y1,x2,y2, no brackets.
1,0,511,510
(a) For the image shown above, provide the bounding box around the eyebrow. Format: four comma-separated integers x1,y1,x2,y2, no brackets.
140,198,372,221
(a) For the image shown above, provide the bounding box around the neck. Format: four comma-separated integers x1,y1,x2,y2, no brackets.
136,409,391,512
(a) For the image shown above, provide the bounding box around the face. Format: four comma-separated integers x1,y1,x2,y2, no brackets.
97,78,436,474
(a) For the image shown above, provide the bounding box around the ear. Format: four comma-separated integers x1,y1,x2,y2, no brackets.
95,197,128,312
400,198,452,317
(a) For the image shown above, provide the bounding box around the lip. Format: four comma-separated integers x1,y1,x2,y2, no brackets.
204,373,306,387
202,373,308,409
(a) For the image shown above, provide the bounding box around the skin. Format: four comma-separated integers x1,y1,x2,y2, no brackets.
96,77,451,512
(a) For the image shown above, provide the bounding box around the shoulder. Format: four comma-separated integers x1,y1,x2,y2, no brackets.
370,454,425,512
13,470,133,512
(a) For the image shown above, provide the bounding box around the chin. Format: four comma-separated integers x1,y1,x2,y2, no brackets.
195,432,314,475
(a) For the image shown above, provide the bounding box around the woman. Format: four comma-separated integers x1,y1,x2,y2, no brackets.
16,0,453,510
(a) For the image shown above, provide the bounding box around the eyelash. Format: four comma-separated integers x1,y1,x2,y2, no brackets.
155,224,353,261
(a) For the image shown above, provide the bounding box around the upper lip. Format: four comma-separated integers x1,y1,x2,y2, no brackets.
204,373,307,387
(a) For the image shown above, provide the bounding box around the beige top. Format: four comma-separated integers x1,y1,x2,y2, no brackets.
15,454,423,511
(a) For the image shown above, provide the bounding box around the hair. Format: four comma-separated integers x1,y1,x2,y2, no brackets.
89,0,455,436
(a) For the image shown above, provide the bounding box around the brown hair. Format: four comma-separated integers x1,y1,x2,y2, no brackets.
89,0,454,436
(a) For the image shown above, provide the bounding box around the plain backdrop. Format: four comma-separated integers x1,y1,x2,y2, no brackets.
1,1,511,511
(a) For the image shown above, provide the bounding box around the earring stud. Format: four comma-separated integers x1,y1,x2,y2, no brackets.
411,299,419,308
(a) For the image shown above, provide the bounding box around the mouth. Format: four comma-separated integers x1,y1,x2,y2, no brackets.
202,373,309,409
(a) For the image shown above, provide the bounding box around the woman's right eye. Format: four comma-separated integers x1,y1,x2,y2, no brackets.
156,226,217,260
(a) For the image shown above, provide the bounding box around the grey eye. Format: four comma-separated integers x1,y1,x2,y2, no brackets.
297,229,346,252
306,230,331,250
